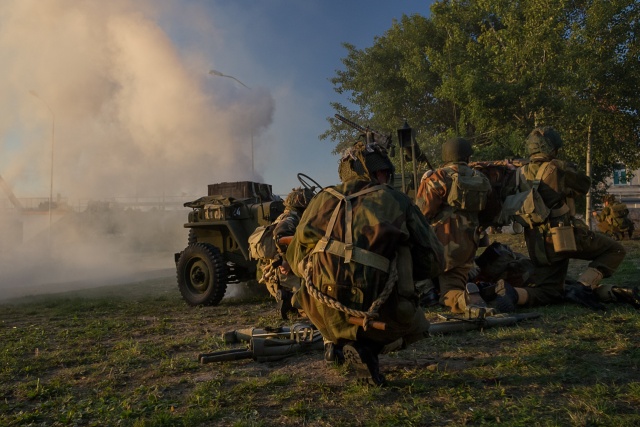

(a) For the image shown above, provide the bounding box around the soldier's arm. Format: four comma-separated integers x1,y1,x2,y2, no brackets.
415,170,447,220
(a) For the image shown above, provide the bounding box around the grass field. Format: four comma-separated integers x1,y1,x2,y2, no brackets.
1,234,639,426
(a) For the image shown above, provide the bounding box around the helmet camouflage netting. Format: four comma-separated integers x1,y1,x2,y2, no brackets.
338,141,395,182
284,187,314,210
526,126,563,156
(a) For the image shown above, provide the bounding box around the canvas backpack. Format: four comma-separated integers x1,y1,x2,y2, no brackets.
499,164,551,228
248,223,278,260
444,167,492,212
611,203,629,219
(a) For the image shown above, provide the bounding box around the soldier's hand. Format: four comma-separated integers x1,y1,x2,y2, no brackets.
279,260,292,275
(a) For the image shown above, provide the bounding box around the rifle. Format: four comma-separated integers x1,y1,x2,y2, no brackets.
429,312,541,335
334,114,393,151
199,312,541,363
199,323,323,363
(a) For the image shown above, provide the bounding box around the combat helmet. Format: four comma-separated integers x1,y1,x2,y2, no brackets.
441,137,473,164
338,141,395,182
603,194,617,204
526,126,563,157
284,187,314,211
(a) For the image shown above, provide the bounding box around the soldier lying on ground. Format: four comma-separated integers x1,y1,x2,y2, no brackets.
469,241,640,311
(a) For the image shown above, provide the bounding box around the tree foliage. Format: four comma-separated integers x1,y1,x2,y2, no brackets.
323,0,640,184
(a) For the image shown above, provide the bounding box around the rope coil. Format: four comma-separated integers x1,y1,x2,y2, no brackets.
303,257,398,330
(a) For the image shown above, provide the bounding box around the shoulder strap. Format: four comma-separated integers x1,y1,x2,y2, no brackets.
312,185,390,272
532,162,550,190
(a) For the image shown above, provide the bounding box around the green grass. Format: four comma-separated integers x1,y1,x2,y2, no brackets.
1,237,639,426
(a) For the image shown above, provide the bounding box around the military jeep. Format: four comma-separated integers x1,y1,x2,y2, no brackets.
175,174,321,306
175,181,285,306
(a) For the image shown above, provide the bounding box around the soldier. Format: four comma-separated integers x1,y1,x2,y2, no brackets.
252,186,315,319
415,137,495,315
501,126,636,309
286,140,444,386
593,194,635,240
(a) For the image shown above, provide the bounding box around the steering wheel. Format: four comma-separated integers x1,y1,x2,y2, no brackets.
297,173,322,195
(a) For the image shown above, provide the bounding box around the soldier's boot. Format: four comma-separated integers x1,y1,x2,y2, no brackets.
324,342,345,366
419,287,440,308
595,284,640,309
611,286,640,309
461,283,497,318
276,289,294,320
343,342,386,387
493,280,519,313
564,280,606,310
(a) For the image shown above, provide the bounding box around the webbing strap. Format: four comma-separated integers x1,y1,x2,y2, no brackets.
316,185,388,269
532,162,549,190
311,239,390,272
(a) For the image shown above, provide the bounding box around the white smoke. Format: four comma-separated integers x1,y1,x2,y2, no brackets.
0,0,275,298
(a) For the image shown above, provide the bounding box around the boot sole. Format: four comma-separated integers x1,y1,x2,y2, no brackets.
343,345,385,386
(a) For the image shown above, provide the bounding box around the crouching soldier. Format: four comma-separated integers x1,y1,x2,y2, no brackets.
415,137,493,316
286,140,444,386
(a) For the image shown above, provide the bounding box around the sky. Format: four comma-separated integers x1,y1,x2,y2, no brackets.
0,0,435,297
0,0,434,202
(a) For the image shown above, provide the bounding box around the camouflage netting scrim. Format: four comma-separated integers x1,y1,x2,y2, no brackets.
338,141,394,182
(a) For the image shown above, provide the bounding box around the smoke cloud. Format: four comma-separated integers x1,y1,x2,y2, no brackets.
0,0,275,299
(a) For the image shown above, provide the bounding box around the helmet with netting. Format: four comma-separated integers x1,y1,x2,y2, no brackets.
603,194,617,204
441,137,473,164
338,141,395,182
526,126,563,156
284,187,314,210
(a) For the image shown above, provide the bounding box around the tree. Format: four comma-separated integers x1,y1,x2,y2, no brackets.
324,0,640,178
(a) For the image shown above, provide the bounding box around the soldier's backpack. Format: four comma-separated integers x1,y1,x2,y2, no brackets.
612,203,629,219
499,164,551,228
248,223,278,260
444,167,492,212
610,203,633,231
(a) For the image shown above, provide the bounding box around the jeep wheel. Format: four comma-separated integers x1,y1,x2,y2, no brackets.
177,243,227,306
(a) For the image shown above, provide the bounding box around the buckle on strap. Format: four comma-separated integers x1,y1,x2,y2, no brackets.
344,243,354,264
315,237,329,253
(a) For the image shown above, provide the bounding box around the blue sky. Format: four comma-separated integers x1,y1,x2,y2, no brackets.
194,0,434,194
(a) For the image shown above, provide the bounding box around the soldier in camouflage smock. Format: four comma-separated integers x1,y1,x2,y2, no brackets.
507,127,637,309
286,140,444,386
415,137,493,315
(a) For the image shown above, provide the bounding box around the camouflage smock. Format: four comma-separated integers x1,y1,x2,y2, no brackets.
286,179,444,345
415,162,484,271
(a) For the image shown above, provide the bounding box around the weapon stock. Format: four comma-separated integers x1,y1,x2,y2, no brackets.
348,316,387,331
277,236,293,246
